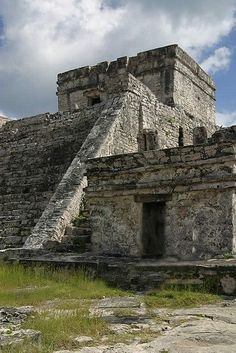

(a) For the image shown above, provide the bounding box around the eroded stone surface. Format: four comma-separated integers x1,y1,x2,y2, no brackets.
0,306,40,347
54,300,236,353
87,129,236,260
73,336,94,344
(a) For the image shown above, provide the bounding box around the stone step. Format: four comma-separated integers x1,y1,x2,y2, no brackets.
163,278,204,289
43,234,91,253
65,225,91,237
51,204,93,252
76,225,91,233
61,234,91,246
77,220,90,228
80,209,90,216
0,236,24,247
72,235,91,246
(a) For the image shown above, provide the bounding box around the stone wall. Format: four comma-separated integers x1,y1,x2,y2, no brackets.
24,73,152,248
24,72,217,249
57,44,215,123
24,94,130,248
86,127,236,259
118,73,216,150
0,56,216,251
0,108,103,248
233,190,236,253
173,47,215,123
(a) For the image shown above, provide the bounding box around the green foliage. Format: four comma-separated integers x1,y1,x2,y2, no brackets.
0,263,131,352
0,343,49,353
72,213,87,227
167,116,175,125
201,275,222,294
144,288,220,309
223,252,234,259
0,263,222,353
0,263,130,307
21,307,109,352
112,308,139,317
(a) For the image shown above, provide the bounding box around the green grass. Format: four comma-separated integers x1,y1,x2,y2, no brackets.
145,288,220,309
1,344,49,353
22,307,109,352
112,308,139,317
0,262,129,353
0,304,110,353
0,263,222,353
0,262,129,307
72,214,87,227
223,252,234,259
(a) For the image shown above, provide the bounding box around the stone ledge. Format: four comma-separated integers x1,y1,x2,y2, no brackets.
2,250,236,295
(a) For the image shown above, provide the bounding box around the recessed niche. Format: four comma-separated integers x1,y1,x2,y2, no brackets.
88,96,101,106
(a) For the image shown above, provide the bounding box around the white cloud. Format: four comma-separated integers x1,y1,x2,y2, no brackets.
216,111,236,127
0,110,7,118
201,47,232,74
0,0,236,117
116,0,236,60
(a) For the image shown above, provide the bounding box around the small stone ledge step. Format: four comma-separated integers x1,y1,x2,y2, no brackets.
37,233,91,253
65,225,91,237
47,207,93,253
76,221,90,228
72,235,91,246
79,209,90,216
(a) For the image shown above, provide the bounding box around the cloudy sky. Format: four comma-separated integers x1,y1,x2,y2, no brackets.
0,0,236,126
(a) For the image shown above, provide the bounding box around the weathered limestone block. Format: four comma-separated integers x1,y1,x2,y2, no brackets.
58,45,215,124
137,129,159,151
193,126,208,145
0,108,103,248
211,125,236,143
24,87,140,248
90,196,142,256
87,134,236,260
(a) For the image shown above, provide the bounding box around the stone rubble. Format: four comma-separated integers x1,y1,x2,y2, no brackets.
1,297,236,352
54,299,236,353
0,306,40,347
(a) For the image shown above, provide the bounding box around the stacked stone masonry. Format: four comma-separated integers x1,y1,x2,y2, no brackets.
0,44,230,256
0,108,103,248
57,44,215,124
86,126,236,260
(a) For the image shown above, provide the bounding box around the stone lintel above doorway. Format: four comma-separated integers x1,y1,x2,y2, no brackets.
134,194,172,203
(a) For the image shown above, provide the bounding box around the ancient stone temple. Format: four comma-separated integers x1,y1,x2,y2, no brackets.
0,44,235,260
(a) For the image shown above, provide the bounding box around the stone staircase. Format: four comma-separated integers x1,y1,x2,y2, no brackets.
0,107,103,249
45,209,92,253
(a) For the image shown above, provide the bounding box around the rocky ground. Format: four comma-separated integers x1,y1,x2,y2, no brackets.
56,297,236,353
0,306,40,346
1,297,236,353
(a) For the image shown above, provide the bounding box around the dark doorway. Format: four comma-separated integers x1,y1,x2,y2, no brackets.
88,95,101,106
142,202,166,257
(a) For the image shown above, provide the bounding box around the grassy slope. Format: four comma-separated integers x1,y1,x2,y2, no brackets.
0,263,221,353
